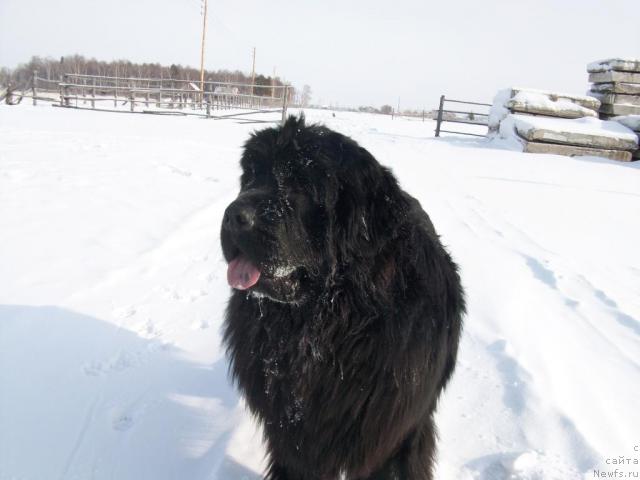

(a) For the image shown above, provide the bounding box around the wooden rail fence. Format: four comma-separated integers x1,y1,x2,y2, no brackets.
8,71,291,123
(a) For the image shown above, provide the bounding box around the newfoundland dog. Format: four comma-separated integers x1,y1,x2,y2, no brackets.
221,115,464,480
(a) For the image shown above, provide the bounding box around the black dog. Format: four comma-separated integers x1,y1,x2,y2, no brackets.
221,115,464,480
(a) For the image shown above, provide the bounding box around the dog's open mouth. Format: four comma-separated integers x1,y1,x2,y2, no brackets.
227,255,261,290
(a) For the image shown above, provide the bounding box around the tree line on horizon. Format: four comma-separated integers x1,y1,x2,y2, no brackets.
2,55,426,113
0,54,301,100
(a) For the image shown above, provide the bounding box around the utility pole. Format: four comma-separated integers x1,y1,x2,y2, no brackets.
250,47,256,96
199,0,208,97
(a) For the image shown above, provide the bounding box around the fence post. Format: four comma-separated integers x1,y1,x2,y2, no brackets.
281,85,289,124
91,77,96,109
435,95,445,137
206,94,211,118
63,74,70,106
129,90,135,112
32,70,37,106
59,75,64,106
5,83,13,105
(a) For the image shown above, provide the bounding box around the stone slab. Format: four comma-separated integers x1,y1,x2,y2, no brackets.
506,88,599,118
515,124,638,151
508,99,598,118
510,87,599,110
522,141,633,162
588,58,640,73
590,82,640,95
589,92,640,107
589,71,640,84
599,104,640,116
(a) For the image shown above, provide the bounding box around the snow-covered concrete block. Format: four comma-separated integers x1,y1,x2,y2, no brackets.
610,115,640,162
611,115,640,133
511,115,639,151
522,141,633,162
589,71,640,84
507,96,598,119
600,103,640,116
508,88,600,110
588,58,640,73
589,92,640,107
590,82,640,95
488,88,599,131
488,89,514,132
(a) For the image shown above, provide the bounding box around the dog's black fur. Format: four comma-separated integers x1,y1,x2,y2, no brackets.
221,115,464,480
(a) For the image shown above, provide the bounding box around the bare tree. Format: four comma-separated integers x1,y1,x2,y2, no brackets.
1,54,300,96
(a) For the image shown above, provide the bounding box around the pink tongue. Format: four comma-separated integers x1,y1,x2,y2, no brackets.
227,256,261,290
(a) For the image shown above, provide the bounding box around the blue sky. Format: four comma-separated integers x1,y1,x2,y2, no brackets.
1,0,639,109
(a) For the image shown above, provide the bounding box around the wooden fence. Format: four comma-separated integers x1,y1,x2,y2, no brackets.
434,95,492,137
10,71,291,124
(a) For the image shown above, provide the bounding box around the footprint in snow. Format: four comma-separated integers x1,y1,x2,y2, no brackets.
134,319,161,339
112,305,136,319
82,350,142,376
191,319,211,330
168,288,209,303
522,255,557,289
159,164,192,177
112,414,134,431
464,450,581,480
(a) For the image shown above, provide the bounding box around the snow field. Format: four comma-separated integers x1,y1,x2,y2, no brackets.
0,104,639,480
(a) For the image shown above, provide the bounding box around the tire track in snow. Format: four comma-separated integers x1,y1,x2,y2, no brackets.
438,194,611,477
66,187,236,307
58,394,101,480
460,195,639,353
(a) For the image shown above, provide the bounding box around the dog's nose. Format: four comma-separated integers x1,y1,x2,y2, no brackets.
223,202,256,231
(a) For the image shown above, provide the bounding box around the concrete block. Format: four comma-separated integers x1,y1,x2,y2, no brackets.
522,141,633,162
599,104,640,116
589,71,640,84
590,82,640,95
508,114,638,149
589,92,640,107
510,88,599,110
588,58,640,73
514,121,638,151
515,123,638,151
505,88,599,118
508,99,598,118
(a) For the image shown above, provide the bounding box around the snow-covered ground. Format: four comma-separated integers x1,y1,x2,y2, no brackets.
1,104,639,480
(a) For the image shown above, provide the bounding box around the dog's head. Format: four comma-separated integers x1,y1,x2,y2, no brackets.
221,115,408,304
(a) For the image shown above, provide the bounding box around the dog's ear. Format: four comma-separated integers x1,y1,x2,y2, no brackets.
331,143,409,263
277,114,306,149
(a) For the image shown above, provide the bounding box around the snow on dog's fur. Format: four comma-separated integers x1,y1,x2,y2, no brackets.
221,115,465,480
